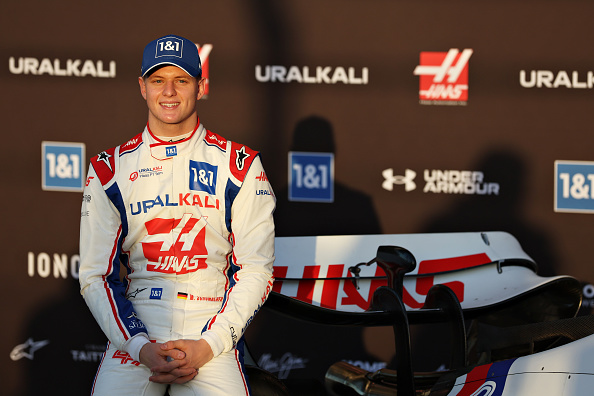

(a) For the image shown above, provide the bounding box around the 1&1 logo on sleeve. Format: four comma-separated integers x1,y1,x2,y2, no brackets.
189,160,217,194
42,141,86,192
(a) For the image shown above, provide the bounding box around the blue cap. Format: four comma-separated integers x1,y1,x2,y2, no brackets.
141,34,202,78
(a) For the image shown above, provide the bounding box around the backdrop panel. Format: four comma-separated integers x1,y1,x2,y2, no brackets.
3,1,594,394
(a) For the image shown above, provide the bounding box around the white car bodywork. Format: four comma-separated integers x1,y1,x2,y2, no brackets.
273,232,568,312
447,333,594,395
271,232,592,395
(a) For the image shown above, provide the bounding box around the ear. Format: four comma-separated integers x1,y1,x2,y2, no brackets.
138,77,147,100
196,77,207,100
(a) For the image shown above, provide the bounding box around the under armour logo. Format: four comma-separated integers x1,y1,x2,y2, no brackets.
382,168,416,192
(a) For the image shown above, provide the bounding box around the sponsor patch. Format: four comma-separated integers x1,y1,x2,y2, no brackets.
112,349,141,366
156,36,184,58
176,292,222,302
142,215,208,275
165,146,177,157
204,130,226,151
150,288,163,300
189,161,217,194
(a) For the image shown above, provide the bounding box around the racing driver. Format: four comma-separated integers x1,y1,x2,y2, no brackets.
79,34,276,395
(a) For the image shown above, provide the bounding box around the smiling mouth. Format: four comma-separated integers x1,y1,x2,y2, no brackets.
161,103,179,108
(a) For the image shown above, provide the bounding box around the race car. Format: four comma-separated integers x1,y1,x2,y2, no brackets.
253,232,594,395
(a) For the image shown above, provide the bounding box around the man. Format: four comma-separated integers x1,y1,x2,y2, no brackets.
79,34,276,395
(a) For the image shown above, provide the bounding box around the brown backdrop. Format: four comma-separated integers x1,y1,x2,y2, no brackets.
3,1,594,394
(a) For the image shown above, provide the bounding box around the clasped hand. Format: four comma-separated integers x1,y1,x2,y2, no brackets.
139,339,214,385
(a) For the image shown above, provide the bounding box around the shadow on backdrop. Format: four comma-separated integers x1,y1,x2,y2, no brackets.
246,116,388,393
403,149,562,373
274,115,382,236
421,149,558,277
16,275,106,396
247,0,290,186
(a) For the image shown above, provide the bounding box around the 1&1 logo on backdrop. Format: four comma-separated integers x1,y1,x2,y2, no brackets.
288,152,334,202
555,160,594,213
42,141,85,192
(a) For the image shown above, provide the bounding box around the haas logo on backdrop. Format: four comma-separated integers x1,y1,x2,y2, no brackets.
413,48,473,105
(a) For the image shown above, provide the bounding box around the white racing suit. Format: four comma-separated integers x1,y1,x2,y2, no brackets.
79,121,275,395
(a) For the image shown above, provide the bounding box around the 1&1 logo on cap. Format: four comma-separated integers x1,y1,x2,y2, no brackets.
155,37,184,58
